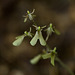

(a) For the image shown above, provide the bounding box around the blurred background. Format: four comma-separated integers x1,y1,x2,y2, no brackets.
0,0,75,75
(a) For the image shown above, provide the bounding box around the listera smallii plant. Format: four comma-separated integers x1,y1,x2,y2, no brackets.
12,9,60,66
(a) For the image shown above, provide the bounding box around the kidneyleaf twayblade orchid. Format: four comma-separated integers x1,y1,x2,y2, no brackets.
30,26,46,46
13,27,33,46
23,9,35,22
45,23,54,41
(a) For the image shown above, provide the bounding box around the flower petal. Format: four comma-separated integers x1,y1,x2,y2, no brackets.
13,35,24,46
51,55,55,66
39,31,46,46
30,31,38,46
54,29,60,35
24,18,27,22
30,54,41,64
42,53,51,59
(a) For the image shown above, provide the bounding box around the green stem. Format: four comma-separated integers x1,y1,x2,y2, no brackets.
55,57,74,75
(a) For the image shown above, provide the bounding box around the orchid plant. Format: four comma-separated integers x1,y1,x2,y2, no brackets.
12,9,74,75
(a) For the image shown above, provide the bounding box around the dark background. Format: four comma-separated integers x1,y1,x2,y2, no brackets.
0,0,75,75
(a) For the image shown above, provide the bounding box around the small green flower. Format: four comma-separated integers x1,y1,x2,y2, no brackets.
30,26,46,46
13,27,33,46
42,47,57,66
23,9,35,22
45,23,54,41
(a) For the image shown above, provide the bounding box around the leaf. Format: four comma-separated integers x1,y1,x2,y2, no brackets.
30,31,38,46
54,29,60,35
42,53,51,59
51,54,55,66
30,54,41,64
13,35,24,46
39,31,46,46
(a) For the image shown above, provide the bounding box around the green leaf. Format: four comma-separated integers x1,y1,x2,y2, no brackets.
30,31,38,46
54,29,60,35
51,55,55,66
13,35,24,46
39,31,46,46
42,53,51,59
30,54,41,64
